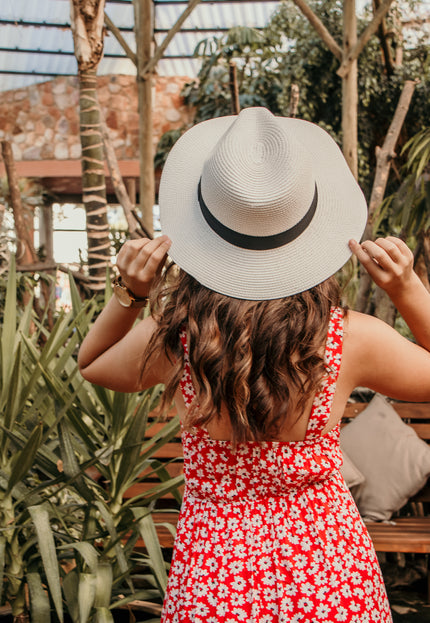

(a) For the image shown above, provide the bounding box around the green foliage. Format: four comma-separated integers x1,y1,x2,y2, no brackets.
0,260,181,622
156,0,430,204
374,127,430,239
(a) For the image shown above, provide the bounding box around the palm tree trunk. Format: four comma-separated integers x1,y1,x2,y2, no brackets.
70,0,111,292
79,68,111,291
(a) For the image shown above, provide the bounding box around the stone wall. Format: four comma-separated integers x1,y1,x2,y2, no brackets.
0,74,193,162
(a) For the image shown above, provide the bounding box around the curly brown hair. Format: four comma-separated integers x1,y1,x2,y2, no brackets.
145,264,342,445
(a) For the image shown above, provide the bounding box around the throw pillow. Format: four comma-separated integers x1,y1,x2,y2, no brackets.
340,394,430,521
340,449,366,491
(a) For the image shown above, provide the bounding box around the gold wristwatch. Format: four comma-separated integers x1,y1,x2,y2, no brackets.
113,276,149,308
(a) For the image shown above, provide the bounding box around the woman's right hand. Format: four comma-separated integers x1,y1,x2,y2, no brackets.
116,235,172,299
349,236,416,297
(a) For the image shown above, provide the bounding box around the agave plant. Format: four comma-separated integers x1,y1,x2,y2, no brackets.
0,259,183,622
43,277,183,623
0,256,78,623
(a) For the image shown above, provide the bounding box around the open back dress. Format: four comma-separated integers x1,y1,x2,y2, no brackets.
161,307,393,623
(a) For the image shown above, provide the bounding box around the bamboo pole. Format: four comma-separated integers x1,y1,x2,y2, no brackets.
342,0,358,179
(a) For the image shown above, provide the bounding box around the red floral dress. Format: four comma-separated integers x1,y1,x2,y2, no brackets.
161,307,392,623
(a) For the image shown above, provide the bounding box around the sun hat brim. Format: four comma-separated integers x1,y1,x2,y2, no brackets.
159,113,368,300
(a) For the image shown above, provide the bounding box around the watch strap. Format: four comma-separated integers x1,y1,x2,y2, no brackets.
113,276,149,308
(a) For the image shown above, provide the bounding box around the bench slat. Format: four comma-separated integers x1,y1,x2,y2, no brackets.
366,518,430,553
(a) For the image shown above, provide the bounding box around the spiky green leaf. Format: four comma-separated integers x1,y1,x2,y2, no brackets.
29,504,63,622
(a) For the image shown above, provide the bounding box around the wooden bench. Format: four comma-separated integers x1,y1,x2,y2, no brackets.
128,402,430,597
343,402,430,600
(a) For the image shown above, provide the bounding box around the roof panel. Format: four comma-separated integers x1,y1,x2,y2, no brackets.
0,1,281,91
3,0,69,23
1,0,366,93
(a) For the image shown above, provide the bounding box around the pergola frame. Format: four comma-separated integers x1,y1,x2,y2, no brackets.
0,0,404,228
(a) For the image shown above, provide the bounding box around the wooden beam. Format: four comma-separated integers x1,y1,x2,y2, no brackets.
0,160,140,179
291,0,343,62
104,11,138,66
337,0,396,77
101,114,143,237
140,0,202,78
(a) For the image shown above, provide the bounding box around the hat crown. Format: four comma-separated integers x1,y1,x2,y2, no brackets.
200,107,316,237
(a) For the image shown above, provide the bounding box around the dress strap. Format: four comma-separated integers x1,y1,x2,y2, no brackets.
179,329,197,407
305,306,344,440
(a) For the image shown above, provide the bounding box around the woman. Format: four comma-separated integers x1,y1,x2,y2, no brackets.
79,108,430,623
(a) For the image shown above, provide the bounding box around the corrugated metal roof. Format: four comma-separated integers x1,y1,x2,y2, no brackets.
0,0,280,92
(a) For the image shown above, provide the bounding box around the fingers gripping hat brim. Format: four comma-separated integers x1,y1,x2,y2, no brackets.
159,109,368,300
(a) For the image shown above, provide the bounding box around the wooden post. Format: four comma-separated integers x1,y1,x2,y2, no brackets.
104,12,137,65
0,141,36,266
39,205,54,264
342,0,358,179
0,140,54,320
134,0,155,237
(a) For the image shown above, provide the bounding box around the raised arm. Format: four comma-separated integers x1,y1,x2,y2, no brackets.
78,236,172,392
336,237,430,404
349,236,430,350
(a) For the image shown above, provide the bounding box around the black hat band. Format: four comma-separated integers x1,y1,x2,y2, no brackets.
198,178,318,251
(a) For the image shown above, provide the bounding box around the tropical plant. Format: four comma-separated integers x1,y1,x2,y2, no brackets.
155,0,430,203
0,255,79,623
376,128,430,239
0,260,182,622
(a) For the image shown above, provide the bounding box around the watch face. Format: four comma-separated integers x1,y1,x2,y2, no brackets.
114,284,132,307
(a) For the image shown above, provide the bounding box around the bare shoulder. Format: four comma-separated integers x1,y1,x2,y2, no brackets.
342,309,430,402
344,308,393,342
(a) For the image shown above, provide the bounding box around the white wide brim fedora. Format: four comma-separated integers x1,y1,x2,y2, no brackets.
159,107,367,300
